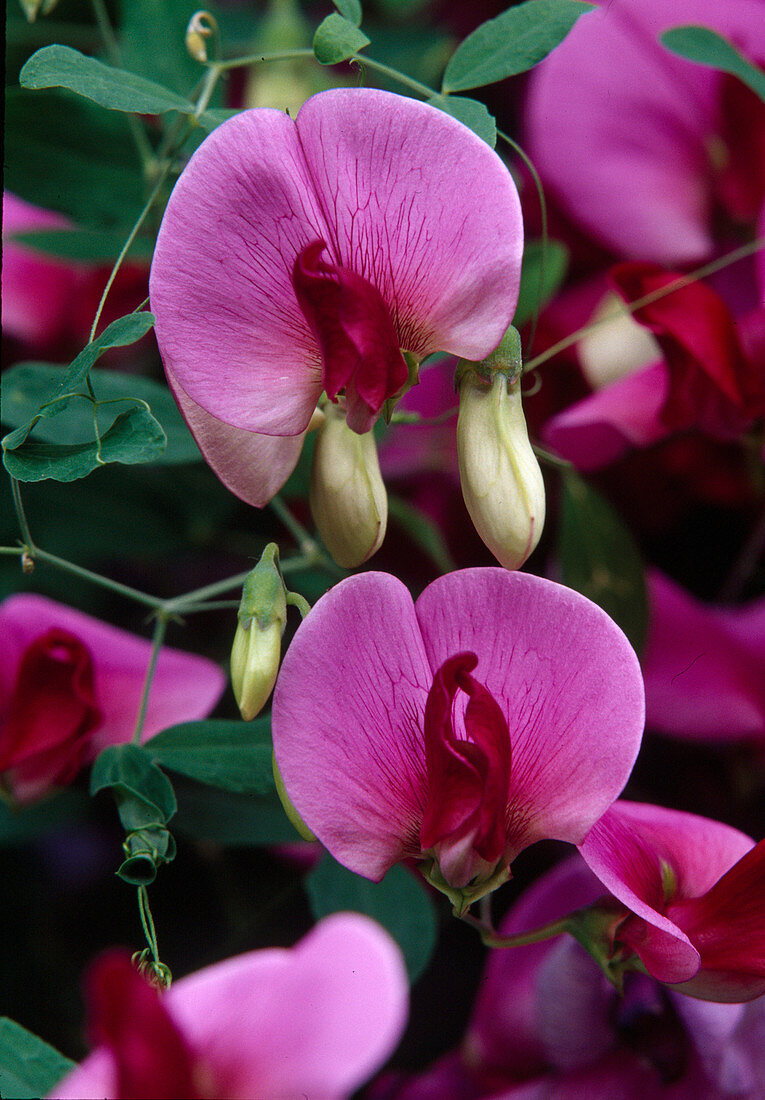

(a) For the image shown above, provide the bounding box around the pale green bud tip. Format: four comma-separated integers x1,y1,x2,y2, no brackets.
230,618,282,720
238,543,288,631
309,404,388,568
272,752,316,841
457,367,546,571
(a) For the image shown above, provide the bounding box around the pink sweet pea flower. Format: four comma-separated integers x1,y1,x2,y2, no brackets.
543,265,765,471
0,594,225,804
579,801,765,1002
272,569,644,912
49,913,408,1100
642,571,765,744
455,858,765,1100
149,89,523,506
525,0,765,265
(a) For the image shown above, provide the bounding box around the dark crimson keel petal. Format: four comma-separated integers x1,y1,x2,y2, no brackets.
87,952,200,1100
292,240,408,433
0,628,102,783
610,262,765,437
420,652,511,864
669,839,765,1001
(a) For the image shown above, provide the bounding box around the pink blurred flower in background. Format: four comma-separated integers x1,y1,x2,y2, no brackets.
272,568,643,911
580,800,765,1001
642,571,765,745
149,88,523,507
2,193,149,358
0,594,225,804
50,913,408,1100
525,0,765,266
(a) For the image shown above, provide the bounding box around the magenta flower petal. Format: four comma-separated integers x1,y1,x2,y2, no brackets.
273,569,644,895
579,801,757,990
293,90,523,361
1,595,225,800
169,373,305,507
542,361,670,471
642,571,765,743
50,913,408,1100
415,570,644,857
272,573,433,880
151,107,329,437
524,0,765,264
151,89,522,451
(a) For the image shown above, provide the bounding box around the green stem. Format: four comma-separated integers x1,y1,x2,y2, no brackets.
137,885,161,963
0,547,25,557
269,494,316,552
524,237,765,373
213,46,315,73
32,548,162,609
91,0,155,169
352,54,435,99
194,62,223,119
533,444,573,470
89,167,173,342
286,591,311,619
460,910,571,949
132,614,169,744
10,478,35,550
163,571,252,613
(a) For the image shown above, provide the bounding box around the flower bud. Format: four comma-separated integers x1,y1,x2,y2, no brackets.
309,404,387,568
457,331,545,571
185,11,217,63
231,544,287,720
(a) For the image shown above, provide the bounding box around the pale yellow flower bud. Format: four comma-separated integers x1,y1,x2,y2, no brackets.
457,365,545,571
230,617,283,721
230,544,287,720
309,404,387,568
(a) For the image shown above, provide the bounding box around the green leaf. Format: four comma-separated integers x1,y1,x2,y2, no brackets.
305,856,437,982
333,0,363,26
0,1018,75,1099
513,239,569,328
56,311,157,394
173,780,301,845
2,362,200,465
442,0,595,93
90,744,177,824
661,25,765,103
557,469,647,653
8,227,154,263
313,12,370,64
20,44,195,114
427,93,496,147
5,87,146,228
3,405,167,482
388,495,456,573
146,719,275,793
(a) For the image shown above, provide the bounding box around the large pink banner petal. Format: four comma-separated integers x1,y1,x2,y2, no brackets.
414,570,644,857
295,90,523,361
272,573,433,880
150,109,330,436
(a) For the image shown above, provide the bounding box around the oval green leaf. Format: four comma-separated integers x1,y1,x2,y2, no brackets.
661,25,765,103
313,12,370,65
146,719,274,793
442,0,595,93
20,44,195,114
427,93,497,147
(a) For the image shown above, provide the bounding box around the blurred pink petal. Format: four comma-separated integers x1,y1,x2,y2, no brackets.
2,193,90,347
642,571,765,743
579,801,764,999
272,569,643,903
525,0,765,264
50,913,408,1100
0,594,225,802
543,360,670,470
